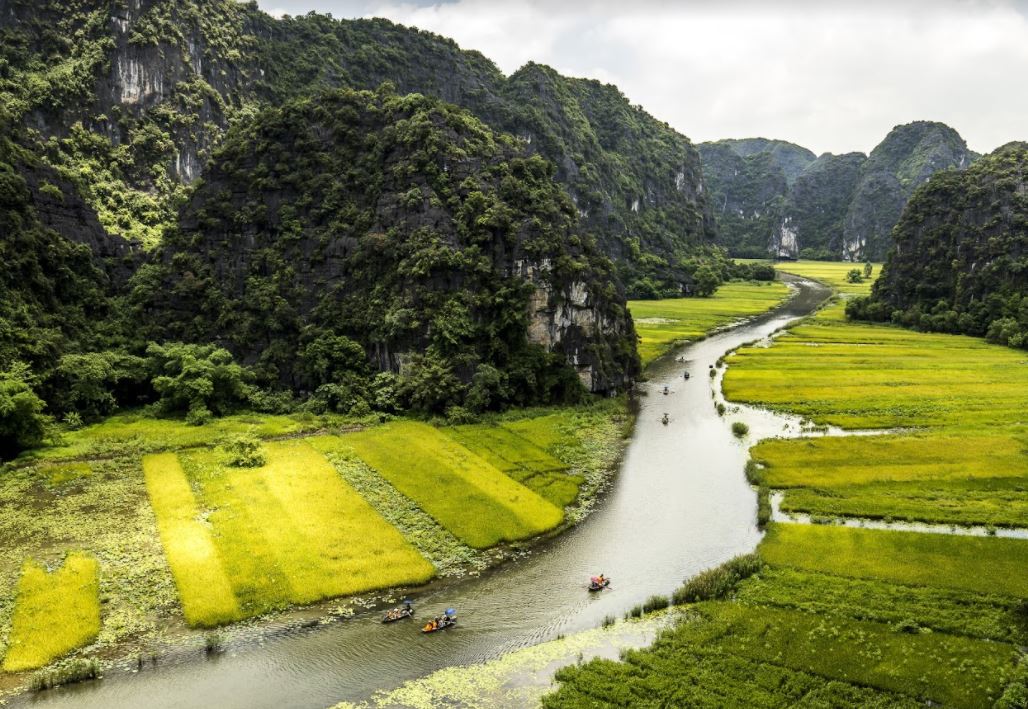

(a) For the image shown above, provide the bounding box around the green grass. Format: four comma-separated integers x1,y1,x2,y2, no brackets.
677,602,1015,708
26,410,329,461
734,567,1026,644
444,424,582,507
142,453,241,627
759,523,1028,598
2,553,100,672
325,421,564,548
628,280,791,365
147,441,435,623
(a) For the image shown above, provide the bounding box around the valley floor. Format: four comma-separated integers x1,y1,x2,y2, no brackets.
545,262,1028,708
0,402,630,695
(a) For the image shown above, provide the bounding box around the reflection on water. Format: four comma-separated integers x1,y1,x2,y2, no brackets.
16,276,830,709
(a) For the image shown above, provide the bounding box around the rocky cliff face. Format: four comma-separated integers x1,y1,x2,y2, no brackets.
697,141,792,258
1,0,716,292
702,122,977,261
853,142,1028,346
139,88,639,395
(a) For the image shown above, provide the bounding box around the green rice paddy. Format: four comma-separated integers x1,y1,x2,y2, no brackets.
323,421,564,548
629,280,791,365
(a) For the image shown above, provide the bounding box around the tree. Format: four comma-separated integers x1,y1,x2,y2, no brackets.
693,265,722,297
863,262,873,279
396,352,465,414
146,343,254,422
0,363,49,458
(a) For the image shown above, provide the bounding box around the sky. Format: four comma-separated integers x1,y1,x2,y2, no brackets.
255,0,1028,156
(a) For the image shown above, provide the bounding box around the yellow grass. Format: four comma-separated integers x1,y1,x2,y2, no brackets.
2,553,100,671
142,453,241,627
327,421,564,548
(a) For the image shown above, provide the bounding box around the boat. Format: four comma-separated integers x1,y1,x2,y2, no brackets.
588,575,611,592
421,608,457,633
382,600,414,623
662,385,669,395
683,371,690,380
661,413,669,425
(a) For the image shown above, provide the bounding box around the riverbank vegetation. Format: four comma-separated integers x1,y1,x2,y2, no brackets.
0,399,629,684
629,280,790,365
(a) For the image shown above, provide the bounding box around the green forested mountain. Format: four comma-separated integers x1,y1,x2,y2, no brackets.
0,0,717,294
702,122,977,261
3,0,711,454
137,86,639,405
849,142,1028,347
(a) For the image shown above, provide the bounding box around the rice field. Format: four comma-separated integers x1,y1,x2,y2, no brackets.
2,553,100,672
628,280,791,365
759,523,1028,598
444,424,582,507
322,422,564,548
773,259,882,295
145,441,435,623
142,454,241,627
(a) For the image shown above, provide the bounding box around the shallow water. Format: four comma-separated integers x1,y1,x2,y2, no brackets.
15,276,830,709
771,492,1028,539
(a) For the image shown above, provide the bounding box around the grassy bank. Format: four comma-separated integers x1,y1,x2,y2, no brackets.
629,280,791,365
0,400,630,686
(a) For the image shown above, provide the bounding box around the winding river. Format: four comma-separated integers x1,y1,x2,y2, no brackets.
17,275,830,709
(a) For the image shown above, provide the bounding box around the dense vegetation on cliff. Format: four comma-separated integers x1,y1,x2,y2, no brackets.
848,142,1028,348
702,122,977,261
0,0,719,295
137,86,639,415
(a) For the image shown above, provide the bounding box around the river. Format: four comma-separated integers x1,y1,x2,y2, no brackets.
16,275,830,709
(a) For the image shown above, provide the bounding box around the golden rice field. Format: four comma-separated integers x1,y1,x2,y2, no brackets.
772,259,882,295
322,421,565,549
2,553,100,672
149,441,435,622
628,280,791,365
1,405,611,679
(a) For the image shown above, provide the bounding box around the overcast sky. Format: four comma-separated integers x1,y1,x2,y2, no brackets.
255,0,1028,156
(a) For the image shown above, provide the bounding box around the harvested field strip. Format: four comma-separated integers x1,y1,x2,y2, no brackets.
142,453,241,627
734,567,1026,643
342,421,564,548
682,602,1015,708
2,553,101,672
751,434,1028,487
629,281,791,365
759,523,1028,598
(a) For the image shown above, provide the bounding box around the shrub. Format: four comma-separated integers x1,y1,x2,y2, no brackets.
756,486,771,528
672,554,764,605
845,269,863,284
29,658,101,691
731,421,749,437
642,595,670,613
224,432,267,467
0,363,49,458
744,459,762,485
716,403,726,417
891,618,922,634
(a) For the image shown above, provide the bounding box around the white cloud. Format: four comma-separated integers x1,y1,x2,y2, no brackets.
256,0,1028,155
